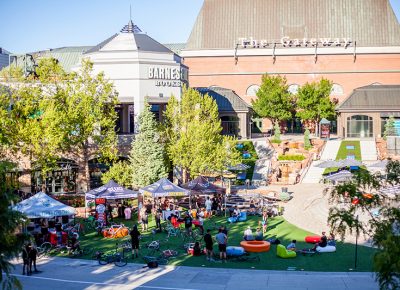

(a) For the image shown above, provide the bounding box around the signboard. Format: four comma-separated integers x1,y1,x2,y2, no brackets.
237,37,352,48
321,124,331,139
95,198,107,225
148,66,188,87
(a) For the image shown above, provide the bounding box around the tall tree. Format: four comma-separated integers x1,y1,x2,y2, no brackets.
383,116,396,140
164,87,240,183
326,161,400,289
129,102,168,188
296,78,336,136
251,75,293,132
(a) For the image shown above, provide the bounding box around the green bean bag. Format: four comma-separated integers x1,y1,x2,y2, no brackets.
277,244,296,258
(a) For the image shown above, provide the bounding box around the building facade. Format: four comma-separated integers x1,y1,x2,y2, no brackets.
181,0,400,135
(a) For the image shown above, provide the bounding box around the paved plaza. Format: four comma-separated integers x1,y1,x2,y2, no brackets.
10,257,379,290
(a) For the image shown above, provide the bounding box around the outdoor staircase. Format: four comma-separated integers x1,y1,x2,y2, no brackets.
301,161,325,184
360,140,378,161
251,139,273,185
320,140,341,160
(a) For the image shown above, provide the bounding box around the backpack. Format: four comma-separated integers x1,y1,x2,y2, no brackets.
147,261,158,268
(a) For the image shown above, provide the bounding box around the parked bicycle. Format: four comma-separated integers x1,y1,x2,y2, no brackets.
95,249,127,267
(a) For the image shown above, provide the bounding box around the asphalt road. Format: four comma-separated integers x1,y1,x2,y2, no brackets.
9,257,379,290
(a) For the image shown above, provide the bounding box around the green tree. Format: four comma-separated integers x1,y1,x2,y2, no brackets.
296,78,336,136
326,161,400,289
164,87,240,183
129,102,168,188
304,128,311,149
273,122,281,142
251,75,293,133
101,161,133,188
0,161,28,290
383,116,396,140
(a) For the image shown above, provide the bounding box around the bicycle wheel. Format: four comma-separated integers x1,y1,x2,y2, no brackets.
38,242,52,254
98,254,109,265
114,254,127,267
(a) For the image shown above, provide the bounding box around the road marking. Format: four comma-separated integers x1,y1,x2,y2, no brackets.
9,274,200,290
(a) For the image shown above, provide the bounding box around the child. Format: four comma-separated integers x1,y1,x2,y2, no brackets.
286,240,297,251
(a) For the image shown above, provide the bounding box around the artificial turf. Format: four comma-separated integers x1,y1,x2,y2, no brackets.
323,141,362,174
64,215,376,272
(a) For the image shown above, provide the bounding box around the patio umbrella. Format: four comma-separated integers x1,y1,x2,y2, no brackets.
324,170,353,182
86,180,138,200
370,160,388,168
139,178,189,198
379,185,400,195
227,163,250,171
316,160,342,168
338,159,363,167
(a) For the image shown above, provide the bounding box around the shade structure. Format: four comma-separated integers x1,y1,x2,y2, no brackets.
227,163,250,171
182,176,224,194
338,159,363,167
316,160,342,168
379,184,400,195
370,160,389,168
139,178,189,198
86,180,138,200
324,170,353,182
13,192,76,218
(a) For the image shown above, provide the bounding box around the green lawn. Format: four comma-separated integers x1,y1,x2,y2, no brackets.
65,215,376,272
324,141,362,174
237,141,258,180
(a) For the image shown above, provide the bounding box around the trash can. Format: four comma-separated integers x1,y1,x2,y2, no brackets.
281,187,288,194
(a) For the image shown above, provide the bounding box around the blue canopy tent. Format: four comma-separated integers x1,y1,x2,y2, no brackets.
139,178,189,198
13,192,76,218
85,180,138,200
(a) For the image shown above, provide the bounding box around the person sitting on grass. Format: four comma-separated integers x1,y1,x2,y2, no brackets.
328,232,336,246
233,206,240,218
243,226,254,241
286,240,297,251
312,232,327,251
193,241,202,256
255,228,263,241
69,233,81,254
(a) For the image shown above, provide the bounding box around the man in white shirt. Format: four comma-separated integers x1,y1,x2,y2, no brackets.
243,226,254,241
205,197,212,217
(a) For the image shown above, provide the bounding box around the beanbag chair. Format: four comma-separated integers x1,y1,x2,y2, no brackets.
316,245,336,253
226,246,245,256
276,244,296,258
305,236,321,243
238,211,247,222
228,216,238,223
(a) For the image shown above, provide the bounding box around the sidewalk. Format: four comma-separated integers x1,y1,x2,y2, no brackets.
10,257,379,290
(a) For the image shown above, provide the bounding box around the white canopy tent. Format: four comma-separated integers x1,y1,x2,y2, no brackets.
13,192,76,218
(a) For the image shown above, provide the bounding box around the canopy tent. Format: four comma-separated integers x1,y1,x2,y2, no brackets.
338,159,363,167
182,176,224,194
370,160,389,168
139,178,189,198
316,160,342,168
323,170,353,183
13,192,76,218
85,180,138,200
227,163,250,171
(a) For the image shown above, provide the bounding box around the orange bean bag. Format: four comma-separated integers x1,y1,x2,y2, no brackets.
240,240,270,253
115,228,129,238
305,236,321,243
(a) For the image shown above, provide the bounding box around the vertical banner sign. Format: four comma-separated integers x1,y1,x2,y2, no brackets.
321,124,331,139
95,198,107,225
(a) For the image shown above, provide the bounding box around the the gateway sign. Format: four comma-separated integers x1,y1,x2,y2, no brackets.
237,37,352,48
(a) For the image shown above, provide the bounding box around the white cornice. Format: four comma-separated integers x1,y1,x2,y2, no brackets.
181,46,400,57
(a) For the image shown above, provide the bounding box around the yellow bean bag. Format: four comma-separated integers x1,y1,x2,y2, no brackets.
277,244,296,258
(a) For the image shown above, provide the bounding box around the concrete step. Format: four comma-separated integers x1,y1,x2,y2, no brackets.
320,140,341,160
302,161,325,183
360,140,378,161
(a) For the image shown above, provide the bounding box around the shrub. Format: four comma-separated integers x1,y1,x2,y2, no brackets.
270,139,282,144
278,154,305,161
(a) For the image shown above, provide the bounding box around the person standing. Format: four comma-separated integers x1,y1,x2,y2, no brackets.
260,211,268,234
204,229,214,261
205,197,212,217
215,228,227,262
22,244,32,276
154,206,162,233
130,225,141,258
184,212,193,235
140,207,148,232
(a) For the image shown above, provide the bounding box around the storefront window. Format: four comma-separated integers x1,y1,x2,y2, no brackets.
347,115,373,138
89,159,110,189
31,160,78,194
221,116,239,136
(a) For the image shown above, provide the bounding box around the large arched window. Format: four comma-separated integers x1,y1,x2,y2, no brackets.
347,115,373,138
331,83,344,95
246,85,260,96
288,84,299,95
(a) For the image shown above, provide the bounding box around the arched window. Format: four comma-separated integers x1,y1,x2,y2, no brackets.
246,85,260,96
347,115,373,138
288,84,299,94
331,83,344,95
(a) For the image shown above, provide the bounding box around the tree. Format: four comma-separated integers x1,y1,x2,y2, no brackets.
129,102,168,188
0,161,28,290
164,87,240,183
47,59,119,191
273,123,281,142
296,78,336,136
326,161,400,289
251,75,293,132
101,161,133,188
304,128,311,149
383,116,396,140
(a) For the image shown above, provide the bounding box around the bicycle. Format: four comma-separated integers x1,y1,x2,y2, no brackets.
142,249,178,266
36,242,52,259
95,249,127,267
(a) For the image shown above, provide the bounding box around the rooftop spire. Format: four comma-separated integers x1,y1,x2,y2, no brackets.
121,5,142,34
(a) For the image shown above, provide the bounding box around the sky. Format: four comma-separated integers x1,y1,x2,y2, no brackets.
0,0,399,54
